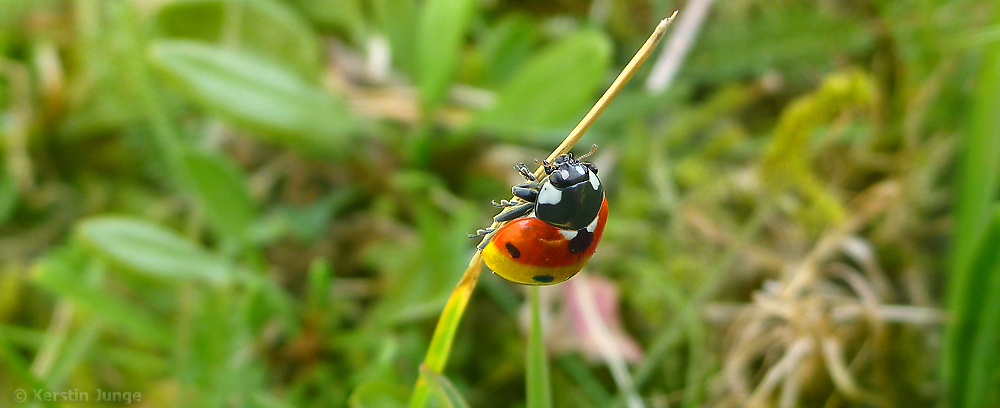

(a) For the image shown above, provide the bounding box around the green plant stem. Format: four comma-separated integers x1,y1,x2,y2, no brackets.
408,254,483,408
527,286,552,408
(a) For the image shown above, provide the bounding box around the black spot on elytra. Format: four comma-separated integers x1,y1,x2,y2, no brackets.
533,275,554,283
505,242,521,258
567,228,594,253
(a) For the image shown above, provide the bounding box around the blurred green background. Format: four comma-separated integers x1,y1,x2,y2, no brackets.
1,0,998,407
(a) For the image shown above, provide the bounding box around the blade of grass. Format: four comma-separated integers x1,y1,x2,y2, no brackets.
943,14,1000,406
556,354,614,407
407,254,483,408
527,286,552,408
45,320,101,388
408,15,675,408
420,364,473,408
0,332,58,408
964,207,1000,408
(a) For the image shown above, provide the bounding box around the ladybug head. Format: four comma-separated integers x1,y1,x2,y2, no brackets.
544,145,599,188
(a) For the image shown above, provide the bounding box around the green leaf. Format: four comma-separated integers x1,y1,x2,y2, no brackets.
350,380,410,408
416,0,477,109
373,0,417,76
77,217,234,285
33,249,173,347
292,0,366,44
419,366,471,408
154,0,322,77
182,148,256,244
149,40,367,156
473,30,612,142
480,14,538,86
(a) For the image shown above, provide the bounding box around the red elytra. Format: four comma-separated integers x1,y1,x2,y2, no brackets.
482,198,608,285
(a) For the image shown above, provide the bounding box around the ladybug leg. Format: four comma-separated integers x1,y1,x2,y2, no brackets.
492,199,521,208
494,202,534,222
514,163,536,182
467,227,495,239
512,185,539,203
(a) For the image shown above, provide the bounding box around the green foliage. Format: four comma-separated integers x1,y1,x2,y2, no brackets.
77,217,236,285
761,69,874,227
182,148,257,245
149,41,367,156
350,380,410,408
154,0,322,76
473,30,613,142
416,0,477,110
372,0,418,76
0,168,17,227
34,246,173,347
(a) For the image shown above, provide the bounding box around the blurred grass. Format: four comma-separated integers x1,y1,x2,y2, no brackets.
0,0,994,407
942,4,1000,407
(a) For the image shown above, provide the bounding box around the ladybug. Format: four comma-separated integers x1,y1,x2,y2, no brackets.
470,145,608,285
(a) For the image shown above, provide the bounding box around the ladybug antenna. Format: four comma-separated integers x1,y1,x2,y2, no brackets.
577,144,599,161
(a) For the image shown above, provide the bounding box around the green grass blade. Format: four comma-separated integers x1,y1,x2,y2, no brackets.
45,321,101,388
943,17,1000,406
420,365,472,408
527,287,552,408
965,208,1000,408
949,31,1000,286
407,255,483,408
415,0,476,110
0,332,57,408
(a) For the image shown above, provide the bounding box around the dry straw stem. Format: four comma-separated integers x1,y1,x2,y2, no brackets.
408,13,677,408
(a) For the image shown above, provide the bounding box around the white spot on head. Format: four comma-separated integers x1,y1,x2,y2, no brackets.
559,229,578,240
589,171,600,190
586,215,599,232
559,169,570,180
537,184,562,205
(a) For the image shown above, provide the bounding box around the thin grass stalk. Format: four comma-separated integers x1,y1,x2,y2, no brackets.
527,287,552,408
408,15,676,408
